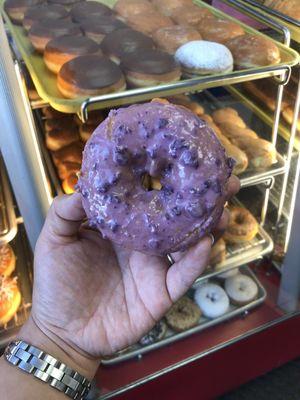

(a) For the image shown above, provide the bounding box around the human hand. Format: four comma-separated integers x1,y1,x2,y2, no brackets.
22,175,239,378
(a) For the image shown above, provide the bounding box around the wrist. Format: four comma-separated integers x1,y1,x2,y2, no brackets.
19,315,99,381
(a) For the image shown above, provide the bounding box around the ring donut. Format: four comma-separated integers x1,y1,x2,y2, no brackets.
224,206,258,244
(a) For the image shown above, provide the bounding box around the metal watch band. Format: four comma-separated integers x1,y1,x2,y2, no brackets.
4,340,91,399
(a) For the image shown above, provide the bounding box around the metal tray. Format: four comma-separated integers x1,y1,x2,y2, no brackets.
101,266,266,365
227,85,300,151
1,0,298,116
0,224,32,349
0,155,17,244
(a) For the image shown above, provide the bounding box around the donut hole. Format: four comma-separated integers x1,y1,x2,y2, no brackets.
235,214,245,225
141,172,162,191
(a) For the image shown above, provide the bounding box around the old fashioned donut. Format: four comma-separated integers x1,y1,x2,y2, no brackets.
120,49,181,88
23,4,68,30
4,0,43,24
153,25,201,54
139,320,167,345
209,238,226,266
175,41,233,76
0,276,21,326
0,244,16,277
70,0,113,23
44,35,101,74
45,126,79,151
198,18,244,45
78,101,233,255
101,28,155,64
57,55,126,99
165,296,201,332
80,16,127,44
194,283,229,318
225,274,258,306
224,206,258,244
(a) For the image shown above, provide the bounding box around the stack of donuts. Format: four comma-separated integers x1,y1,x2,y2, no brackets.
4,0,281,97
138,270,260,346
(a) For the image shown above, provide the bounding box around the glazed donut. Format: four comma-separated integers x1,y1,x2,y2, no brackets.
120,49,181,88
194,283,229,318
52,141,83,166
62,173,78,194
70,0,113,23
101,28,155,64
126,11,174,36
224,206,258,244
45,126,79,151
74,110,105,127
42,106,66,119
165,296,201,332
23,4,68,31
4,0,43,24
229,136,276,169
226,34,281,69
0,276,21,326
79,123,96,143
77,100,234,255
114,0,155,19
175,41,233,76
219,123,258,141
28,19,82,53
0,244,16,277
56,161,81,180
212,108,246,128
218,135,248,175
44,116,77,132
44,35,101,74
225,274,258,306
152,25,201,54
57,55,126,99
198,18,244,45
151,0,193,17
80,16,127,44
171,5,213,26
209,238,226,266
139,320,167,345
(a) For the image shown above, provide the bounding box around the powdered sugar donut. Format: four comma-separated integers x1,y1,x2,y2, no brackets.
194,283,229,318
78,101,233,255
175,40,233,76
224,274,258,306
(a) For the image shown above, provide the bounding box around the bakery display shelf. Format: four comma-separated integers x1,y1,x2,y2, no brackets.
101,266,266,366
1,0,298,116
0,155,17,244
0,224,32,349
227,85,300,151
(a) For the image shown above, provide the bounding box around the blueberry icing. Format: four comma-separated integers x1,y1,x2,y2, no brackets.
78,101,233,255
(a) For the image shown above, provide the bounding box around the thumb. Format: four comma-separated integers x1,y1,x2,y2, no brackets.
40,193,86,244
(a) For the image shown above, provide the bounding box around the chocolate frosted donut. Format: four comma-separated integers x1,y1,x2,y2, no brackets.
44,35,101,74
70,0,113,23
78,101,233,255
23,4,69,30
4,0,43,24
80,16,127,44
29,19,82,53
121,49,181,87
57,55,126,98
101,28,155,64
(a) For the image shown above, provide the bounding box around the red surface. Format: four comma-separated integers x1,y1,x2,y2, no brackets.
97,267,300,400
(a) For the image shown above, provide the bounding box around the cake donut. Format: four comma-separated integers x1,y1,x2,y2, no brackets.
120,49,181,88
78,101,234,255
80,16,127,44
0,244,16,277
194,283,229,318
28,19,82,53
0,276,21,326
45,126,79,151
165,296,201,332
224,206,258,244
44,35,101,74
23,4,68,31
198,18,244,45
101,28,156,64
70,0,113,23
57,55,126,99
153,25,201,54
175,41,233,76
139,320,167,345
224,274,258,306
4,0,43,24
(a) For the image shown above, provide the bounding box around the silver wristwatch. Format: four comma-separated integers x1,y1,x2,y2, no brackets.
4,340,91,399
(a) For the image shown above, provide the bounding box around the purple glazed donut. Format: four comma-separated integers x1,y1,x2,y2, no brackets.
78,101,234,255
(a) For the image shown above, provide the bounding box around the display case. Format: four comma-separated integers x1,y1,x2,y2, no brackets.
0,0,300,399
